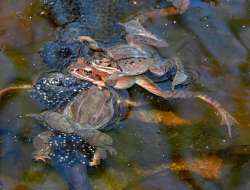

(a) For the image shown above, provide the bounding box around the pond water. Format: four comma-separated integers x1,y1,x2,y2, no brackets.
0,0,250,190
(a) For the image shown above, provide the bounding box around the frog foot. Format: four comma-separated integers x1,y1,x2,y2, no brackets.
89,146,116,167
105,146,117,155
219,108,238,138
171,0,190,14
89,157,100,167
89,148,107,167
33,147,51,162
79,36,101,51
195,93,238,137
34,154,51,162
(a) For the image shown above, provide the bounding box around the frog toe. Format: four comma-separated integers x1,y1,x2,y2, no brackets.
172,0,190,14
107,146,117,155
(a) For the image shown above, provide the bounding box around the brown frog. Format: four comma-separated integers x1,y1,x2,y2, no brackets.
29,86,128,166
78,18,188,89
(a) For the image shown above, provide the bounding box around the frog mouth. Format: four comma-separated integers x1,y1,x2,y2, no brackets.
69,67,95,82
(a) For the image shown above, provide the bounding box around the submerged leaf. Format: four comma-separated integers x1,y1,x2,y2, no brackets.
136,155,223,180
132,109,192,126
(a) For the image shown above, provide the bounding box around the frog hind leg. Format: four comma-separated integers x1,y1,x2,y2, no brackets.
135,75,237,138
29,111,116,161
73,127,116,155
28,111,114,147
33,146,51,162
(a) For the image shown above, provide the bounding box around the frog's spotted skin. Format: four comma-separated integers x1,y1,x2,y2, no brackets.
32,130,98,167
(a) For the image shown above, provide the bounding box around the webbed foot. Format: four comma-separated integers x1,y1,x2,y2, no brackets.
219,109,238,138
78,36,101,51
33,146,51,162
32,131,54,163
105,146,117,155
171,0,190,14
89,146,116,167
196,93,238,138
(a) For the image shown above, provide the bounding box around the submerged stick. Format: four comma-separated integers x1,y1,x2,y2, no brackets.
0,84,32,98
135,75,237,138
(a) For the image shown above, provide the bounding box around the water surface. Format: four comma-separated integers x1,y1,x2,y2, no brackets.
0,1,250,190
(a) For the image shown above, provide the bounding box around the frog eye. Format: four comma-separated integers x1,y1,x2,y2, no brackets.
132,35,141,43
83,67,93,75
84,67,92,72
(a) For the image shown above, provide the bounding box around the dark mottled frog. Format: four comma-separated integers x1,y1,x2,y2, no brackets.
29,86,128,166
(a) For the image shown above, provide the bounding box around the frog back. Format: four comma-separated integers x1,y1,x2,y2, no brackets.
63,86,115,130
106,44,154,75
106,44,150,60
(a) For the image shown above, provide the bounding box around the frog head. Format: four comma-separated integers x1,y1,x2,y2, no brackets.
119,18,168,48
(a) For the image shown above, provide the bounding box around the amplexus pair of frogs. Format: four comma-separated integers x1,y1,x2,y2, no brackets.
30,0,238,166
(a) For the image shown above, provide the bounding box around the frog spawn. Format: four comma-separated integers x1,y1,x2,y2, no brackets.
31,73,91,109
33,131,96,167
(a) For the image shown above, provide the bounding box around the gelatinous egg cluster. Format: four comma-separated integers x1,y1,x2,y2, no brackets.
31,73,91,108
48,133,95,167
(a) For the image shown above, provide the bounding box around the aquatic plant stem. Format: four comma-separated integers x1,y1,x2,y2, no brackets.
0,84,32,98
